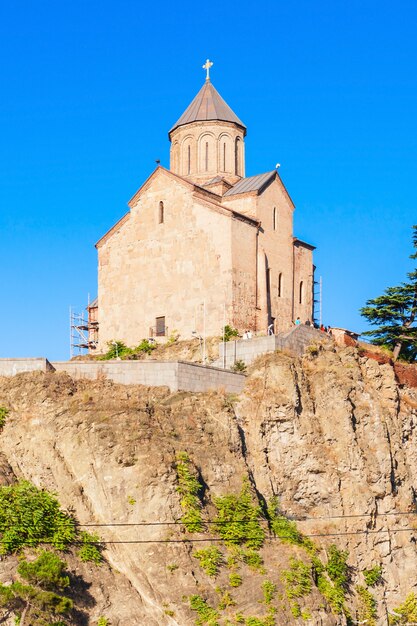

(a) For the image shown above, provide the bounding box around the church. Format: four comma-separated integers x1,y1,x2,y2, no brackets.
91,61,315,352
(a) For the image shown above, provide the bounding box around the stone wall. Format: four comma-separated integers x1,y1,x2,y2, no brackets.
52,360,245,394
215,325,330,368
0,358,54,376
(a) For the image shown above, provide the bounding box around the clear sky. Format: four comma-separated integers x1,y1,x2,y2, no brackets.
1,0,416,359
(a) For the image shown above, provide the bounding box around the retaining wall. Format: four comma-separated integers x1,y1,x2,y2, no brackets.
51,360,245,394
215,325,330,368
0,358,54,376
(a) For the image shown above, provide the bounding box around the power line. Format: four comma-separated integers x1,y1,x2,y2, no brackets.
75,510,417,527
8,526,417,546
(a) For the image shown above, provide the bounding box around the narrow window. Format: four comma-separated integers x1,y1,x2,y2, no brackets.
223,142,226,171
187,145,191,175
156,316,166,337
158,201,164,224
205,142,209,171
266,268,271,296
299,281,304,304
278,272,282,297
235,138,240,175
273,207,277,230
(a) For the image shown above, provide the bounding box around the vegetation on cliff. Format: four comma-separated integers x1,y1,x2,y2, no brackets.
0,478,103,625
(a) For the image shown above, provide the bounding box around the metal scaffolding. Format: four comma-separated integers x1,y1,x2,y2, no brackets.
69,304,98,358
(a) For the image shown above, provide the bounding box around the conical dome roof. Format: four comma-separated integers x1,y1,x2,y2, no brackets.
169,80,246,137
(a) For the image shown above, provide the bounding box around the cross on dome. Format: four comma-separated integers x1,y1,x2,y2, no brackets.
202,59,213,81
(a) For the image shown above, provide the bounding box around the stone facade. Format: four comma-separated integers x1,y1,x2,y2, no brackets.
93,74,315,352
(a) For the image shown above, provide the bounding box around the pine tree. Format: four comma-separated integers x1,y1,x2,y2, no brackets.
360,225,417,361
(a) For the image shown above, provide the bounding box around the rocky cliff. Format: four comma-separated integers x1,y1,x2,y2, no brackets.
0,343,416,625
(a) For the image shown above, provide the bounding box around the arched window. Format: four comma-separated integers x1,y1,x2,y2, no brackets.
273,207,277,230
223,142,226,171
299,281,304,304
187,145,191,175
205,142,209,171
278,273,282,297
158,201,164,224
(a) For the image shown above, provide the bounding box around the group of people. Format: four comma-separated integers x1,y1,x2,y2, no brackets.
242,320,332,340
294,317,332,334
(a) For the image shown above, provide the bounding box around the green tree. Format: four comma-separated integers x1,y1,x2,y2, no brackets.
0,551,73,625
360,225,417,361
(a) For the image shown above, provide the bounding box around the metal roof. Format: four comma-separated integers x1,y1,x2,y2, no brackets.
169,80,246,136
224,171,277,196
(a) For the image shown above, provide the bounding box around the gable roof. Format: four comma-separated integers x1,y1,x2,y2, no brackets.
169,80,246,137
224,171,277,196
96,166,259,248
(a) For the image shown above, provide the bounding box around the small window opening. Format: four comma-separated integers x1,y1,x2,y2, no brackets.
187,145,191,175
273,207,277,230
235,138,240,175
278,273,282,297
205,142,209,172
158,201,164,224
156,316,166,337
223,142,226,171
299,281,304,305
266,268,271,296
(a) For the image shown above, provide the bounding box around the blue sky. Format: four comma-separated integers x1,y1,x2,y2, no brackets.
1,0,416,359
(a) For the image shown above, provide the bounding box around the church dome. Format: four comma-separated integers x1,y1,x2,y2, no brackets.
169,80,246,138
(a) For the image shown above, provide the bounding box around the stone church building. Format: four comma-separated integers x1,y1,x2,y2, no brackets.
92,65,315,351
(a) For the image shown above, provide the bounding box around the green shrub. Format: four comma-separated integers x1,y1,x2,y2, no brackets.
363,565,382,586
189,595,219,625
135,339,157,355
0,553,74,625
222,325,239,342
356,585,377,626
77,531,103,564
17,551,70,589
193,547,223,577
217,589,236,610
261,580,276,604
326,545,349,588
389,593,417,624
267,498,315,553
229,572,242,587
213,478,265,549
312,554,347,616
175,452,204,533
0,407,8,429
0,480,76,553
100,341,132,360
290,603,301,618
240,548,264,572
232,360,247,373
97,618,110,626
167,563,178,573
281,558,312,599
167,330,180,345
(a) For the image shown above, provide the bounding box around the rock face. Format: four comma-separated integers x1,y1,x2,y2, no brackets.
0,345,416,625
